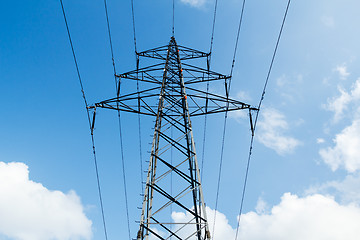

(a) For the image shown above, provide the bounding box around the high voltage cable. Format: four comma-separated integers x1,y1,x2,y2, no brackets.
172,0,175,37
234,0,292,239
212,0,246,238
229,0,246,82
200,0,220,193
137,85,144,195
130,0,145,201
59,1,108,239
211,113,228,239
132,0,145,215
129,0,146,231
103,0,116,77
116,111,132,240
200,83,209,180
130,0,137,53
102,0,132,238
209,0,219,57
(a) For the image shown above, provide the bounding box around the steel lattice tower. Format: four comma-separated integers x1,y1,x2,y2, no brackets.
90,37,257,240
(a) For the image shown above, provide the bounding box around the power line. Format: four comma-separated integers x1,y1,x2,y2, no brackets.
200,0,220,203
130,0,137,53
59,1,108,239
200,82,209,181
130,0,145,226
201,0,220,184
103,0,116,78
102,0,132,238
209,0,219,57
212,0,246,238
137,76,144,195
211,112,228,239
172,0,175,36
117,109,132,240
229,0,246,80
234,0,292,239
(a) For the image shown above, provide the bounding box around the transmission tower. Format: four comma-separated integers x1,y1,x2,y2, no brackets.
90,37,257,240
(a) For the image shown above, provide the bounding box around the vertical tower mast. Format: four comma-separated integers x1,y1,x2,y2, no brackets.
137,37,210,239
90,37,257,239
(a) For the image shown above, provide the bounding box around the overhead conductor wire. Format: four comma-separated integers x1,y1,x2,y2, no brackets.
103,0,132,238
212,0,246,238
172,0,175,36
200,0,219,180
59,1,109,239
130,0,145,204
234,0,292,239
130,0,138,53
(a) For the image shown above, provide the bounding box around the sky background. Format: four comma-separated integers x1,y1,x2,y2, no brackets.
1,0,360,239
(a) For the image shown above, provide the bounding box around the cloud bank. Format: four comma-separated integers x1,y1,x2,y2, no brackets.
0,162,92,240
236,193,360,240
149,192,360,240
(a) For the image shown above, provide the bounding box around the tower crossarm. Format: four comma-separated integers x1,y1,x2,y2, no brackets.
116,63,230,85
137,44,210,61
93,87,258,117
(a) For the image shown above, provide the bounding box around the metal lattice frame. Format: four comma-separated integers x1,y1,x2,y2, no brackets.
90,37,257,240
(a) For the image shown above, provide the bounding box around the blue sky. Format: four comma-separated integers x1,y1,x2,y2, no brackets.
1,0,360,239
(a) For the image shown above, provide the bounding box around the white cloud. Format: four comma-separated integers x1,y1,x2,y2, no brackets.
324,86,351,122
150,193,360,240
307,174,360,204
171,207,237,240
334,64,350,80
0,162,92,240
316,138,325,144
321,78,360,172
319,119,360,172
324,78,360,122
237,193,360,240
180,0,206,8
148,206,236,240
255,197,269,214
257,108,301,155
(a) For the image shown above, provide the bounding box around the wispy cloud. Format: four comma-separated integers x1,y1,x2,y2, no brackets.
324,78,360,122
307,173,360,204
255,197,269,214
334,64,350,80
324,86,351,122
257,108,302,155
0,162,92,240
180,0,206,8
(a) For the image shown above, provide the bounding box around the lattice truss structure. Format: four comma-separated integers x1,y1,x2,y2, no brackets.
90,37,257,240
